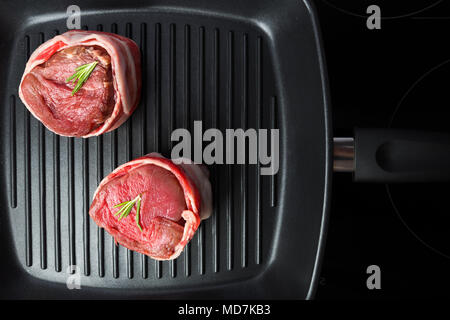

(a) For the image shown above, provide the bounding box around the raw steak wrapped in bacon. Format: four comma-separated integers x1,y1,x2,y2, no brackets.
89,153,213,260
19,30,141,137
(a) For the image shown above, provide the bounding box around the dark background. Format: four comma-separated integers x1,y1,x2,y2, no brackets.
314,0,450,299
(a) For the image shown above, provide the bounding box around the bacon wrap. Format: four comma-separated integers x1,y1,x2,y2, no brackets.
18,30,141,137
90,153,213,260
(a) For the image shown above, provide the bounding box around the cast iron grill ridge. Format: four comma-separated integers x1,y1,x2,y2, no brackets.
8,18,278,288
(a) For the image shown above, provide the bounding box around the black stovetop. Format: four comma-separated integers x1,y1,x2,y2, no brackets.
315,0,450,299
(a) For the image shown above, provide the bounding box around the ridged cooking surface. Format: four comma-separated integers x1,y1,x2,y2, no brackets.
6,14,278,288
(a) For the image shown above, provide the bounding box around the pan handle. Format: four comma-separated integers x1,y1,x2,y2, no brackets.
333,128,450,183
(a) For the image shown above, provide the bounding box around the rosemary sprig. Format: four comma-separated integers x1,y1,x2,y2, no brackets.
65,61,98,96
113,194,143,231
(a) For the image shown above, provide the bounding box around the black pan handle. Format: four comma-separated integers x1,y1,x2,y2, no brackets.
334,128,450,183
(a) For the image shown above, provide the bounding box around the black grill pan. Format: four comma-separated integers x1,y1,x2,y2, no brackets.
0,0,331,299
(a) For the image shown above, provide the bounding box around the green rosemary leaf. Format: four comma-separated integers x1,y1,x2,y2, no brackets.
114,203,128,217
66,73,78,82
118,201,134,221
114,201,130,208
65,61,98,96
135,198,142,232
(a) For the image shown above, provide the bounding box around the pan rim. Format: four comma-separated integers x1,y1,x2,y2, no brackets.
302,0,333,300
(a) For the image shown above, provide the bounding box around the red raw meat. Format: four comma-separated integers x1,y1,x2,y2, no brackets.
19,30,141,137
89,153,212,260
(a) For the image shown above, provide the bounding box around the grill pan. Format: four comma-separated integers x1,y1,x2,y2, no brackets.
0,0,331,299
